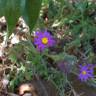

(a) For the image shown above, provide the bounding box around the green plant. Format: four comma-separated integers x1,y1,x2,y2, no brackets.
0,0,96,96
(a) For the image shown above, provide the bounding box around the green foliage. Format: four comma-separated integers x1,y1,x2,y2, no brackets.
9,43,24,63
22,0,42,32
64,1,96,43
0,0,42,36
0,0,21,37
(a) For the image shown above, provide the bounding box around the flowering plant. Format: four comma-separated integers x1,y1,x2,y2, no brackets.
34,31,55,51
0,0,96,96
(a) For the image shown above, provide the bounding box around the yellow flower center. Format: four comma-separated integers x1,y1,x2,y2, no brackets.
42,37,48,44
82,71,87,75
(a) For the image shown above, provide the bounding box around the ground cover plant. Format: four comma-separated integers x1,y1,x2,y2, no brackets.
0,0,96,96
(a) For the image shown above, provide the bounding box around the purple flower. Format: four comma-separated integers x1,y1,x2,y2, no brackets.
34,31,55,51
79,64,94,82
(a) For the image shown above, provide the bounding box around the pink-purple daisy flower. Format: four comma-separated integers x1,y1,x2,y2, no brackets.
79,64,94,82
34,31,55,51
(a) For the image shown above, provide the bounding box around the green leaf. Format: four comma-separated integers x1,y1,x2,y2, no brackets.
0,0,21,37
0,1,5,17
47,52,77,63
22,0,42,32
47,52,66,62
